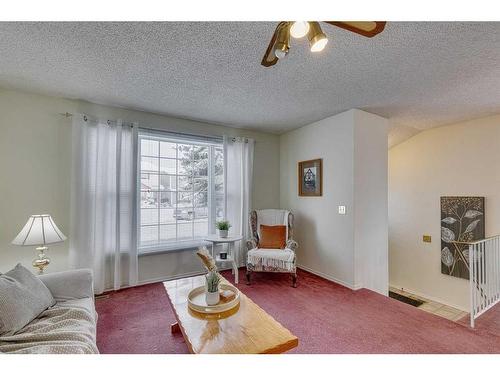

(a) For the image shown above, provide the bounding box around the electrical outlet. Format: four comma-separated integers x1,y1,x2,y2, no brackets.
423,235,432,243
338,205,346,215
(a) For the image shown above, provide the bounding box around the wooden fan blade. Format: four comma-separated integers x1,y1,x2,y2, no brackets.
324,21,386,38
261,22,288,67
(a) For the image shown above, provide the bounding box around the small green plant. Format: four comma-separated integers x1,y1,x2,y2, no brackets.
205,271,220,293
216,220,231,231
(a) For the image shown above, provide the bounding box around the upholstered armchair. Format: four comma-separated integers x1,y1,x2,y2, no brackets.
246,209,298,287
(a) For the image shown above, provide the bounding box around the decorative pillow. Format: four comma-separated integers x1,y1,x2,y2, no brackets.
259,225,287,249
0,263,55,336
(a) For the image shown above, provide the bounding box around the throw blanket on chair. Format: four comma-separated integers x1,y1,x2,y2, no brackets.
247,248,295,272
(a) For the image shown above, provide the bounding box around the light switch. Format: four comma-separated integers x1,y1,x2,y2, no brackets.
338,205,346,215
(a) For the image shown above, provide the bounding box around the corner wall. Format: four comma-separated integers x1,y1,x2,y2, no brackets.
389,114,500,311
280,109,388,293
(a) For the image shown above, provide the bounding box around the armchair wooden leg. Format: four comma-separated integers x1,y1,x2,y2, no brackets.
291,273,297,288
246,270,252,285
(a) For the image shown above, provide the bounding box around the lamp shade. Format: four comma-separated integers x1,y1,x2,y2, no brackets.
12,214,67,246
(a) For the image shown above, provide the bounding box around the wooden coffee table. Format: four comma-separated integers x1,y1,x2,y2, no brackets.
164,275,298,354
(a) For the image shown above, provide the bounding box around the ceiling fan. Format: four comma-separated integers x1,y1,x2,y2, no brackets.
261,21,386,67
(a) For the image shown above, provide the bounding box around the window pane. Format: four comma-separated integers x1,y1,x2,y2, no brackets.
160,209,176,224
178,176,193,191
138,135,224,252
194,177,208,192
159,224,176,242
141,139,159,157
177,144,193,160
160,174,176,191
173,208,194,221
214,147,223,175
177,192,193,207
140,226,158,246
194,219,208,237
160,191,176,208
214,174,223,193
193,145,208,160
193,159,208,177
141,173,159,190
160,158,176,174
177,158,192,176
193,146,208,176
141,209,158,225
194,191,207,207
141,191,158,208
194,206,208,220
141,156,158,172
160,142,177,158
178,223,193,240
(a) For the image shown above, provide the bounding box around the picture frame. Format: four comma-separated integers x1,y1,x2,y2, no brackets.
298,159,322,197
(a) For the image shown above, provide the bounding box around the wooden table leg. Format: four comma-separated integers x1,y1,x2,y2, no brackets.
171,322,181,334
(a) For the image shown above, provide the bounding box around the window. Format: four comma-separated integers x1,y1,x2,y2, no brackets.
138,130,224,253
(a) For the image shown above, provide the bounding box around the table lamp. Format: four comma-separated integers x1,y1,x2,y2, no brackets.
11,214,67,274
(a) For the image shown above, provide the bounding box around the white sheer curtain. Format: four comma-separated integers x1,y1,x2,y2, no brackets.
225,136,255,266
69,114,138,294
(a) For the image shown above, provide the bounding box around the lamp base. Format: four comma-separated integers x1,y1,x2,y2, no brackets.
33,246,50,274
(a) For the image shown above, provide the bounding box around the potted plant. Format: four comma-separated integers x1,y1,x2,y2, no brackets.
205,271,221,305
216,220,231,238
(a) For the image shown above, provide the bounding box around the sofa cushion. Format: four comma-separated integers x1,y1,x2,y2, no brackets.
0,264,56,336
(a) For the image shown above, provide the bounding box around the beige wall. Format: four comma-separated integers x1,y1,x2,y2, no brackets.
389,114,500,311
0,88,281,282
280,109,388,293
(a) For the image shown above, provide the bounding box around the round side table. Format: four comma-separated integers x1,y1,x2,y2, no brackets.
203,235,243,284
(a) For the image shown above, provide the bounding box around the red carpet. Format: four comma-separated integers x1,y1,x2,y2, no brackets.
95,268,500,354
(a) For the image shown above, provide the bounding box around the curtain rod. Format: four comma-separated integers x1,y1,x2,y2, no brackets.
59,112,135,127
60,112,255,143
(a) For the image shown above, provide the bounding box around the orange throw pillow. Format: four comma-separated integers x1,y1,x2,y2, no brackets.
259,225,287,249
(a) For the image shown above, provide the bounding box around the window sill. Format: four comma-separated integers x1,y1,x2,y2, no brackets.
138,240,205,256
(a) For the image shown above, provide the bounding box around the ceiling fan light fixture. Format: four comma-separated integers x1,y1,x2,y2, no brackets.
274,23,291,59
290,21,310,38
308,22,328,52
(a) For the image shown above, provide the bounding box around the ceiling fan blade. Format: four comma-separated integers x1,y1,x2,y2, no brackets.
324,21,386,37
261,22,288,67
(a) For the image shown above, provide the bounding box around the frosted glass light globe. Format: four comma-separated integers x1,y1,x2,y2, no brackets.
290,21,309,38
310,37,328,52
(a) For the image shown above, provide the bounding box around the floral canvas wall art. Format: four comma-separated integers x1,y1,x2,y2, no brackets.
441,196,485,280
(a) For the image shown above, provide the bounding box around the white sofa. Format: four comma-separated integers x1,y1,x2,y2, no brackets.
0,269,98,354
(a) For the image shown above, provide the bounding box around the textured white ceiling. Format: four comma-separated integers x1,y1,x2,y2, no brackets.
0,22,499,147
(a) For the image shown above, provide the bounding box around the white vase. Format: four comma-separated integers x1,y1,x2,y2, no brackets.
206,290,220,306
218,229,228,238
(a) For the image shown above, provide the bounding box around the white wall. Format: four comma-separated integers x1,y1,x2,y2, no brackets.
280,109,388,293
389,114,500,311
353,111,389,294
0,88,281,283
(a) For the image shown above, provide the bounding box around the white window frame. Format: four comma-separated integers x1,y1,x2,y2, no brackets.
137,129,225,255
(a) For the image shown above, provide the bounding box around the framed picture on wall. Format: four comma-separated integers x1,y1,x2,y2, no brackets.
298,159,322,197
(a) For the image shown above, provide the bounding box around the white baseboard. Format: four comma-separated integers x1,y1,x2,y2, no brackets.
389,283,468,312
297,263,362,290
